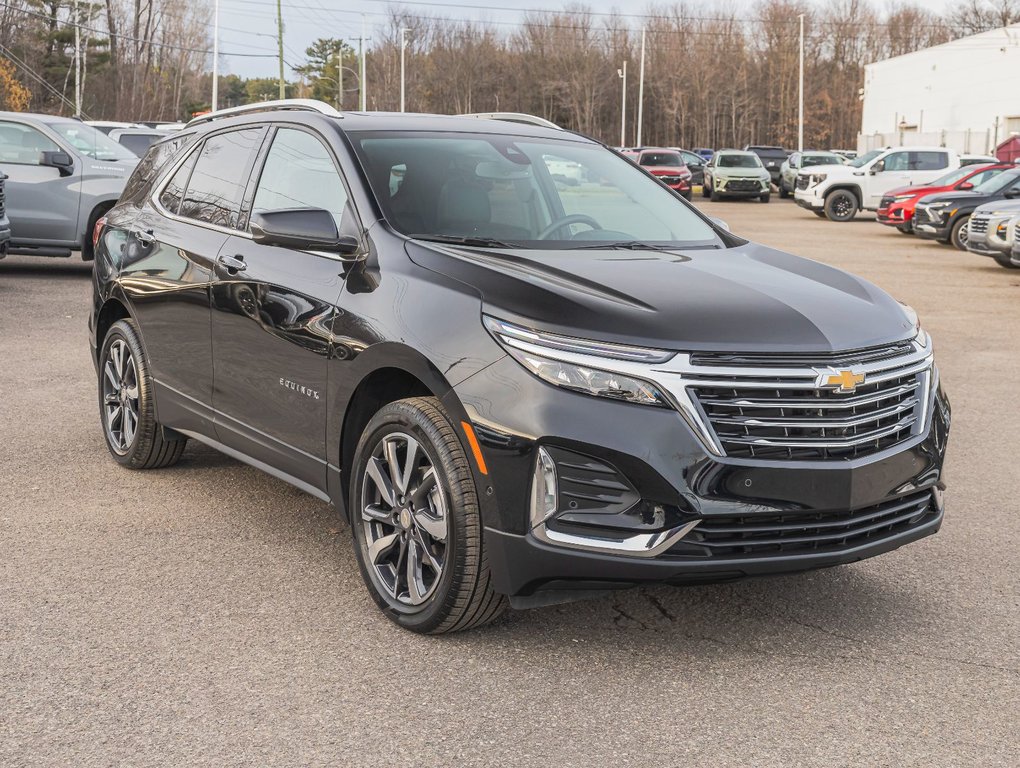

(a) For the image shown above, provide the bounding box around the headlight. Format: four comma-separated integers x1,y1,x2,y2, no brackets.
997,222,1009,236
893,194,915,203
925,201,951,209
483,316,673,407
809,173,827,185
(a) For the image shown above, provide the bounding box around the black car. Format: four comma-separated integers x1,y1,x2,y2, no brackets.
913,167,1020,250
89,102,950,634
744,145,789,186
0,170,9,258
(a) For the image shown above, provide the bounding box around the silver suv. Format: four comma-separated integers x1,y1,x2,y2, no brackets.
0,112,138,260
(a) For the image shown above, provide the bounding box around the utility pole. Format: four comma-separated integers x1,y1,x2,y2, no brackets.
400,28,409,112
359,17,367,110
798,13,804,152
636,28,646,147
212,0,219,110
618,61,627,148
73,0,81,116
276,0,285,99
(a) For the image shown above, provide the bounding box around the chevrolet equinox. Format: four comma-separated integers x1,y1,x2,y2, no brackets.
89,101,951,634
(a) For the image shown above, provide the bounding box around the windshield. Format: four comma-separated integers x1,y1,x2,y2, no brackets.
929,167,974,187
848,149,883,168
803,153,841,168
49,122,136,161
974,170,1020,194
639,151,683,167
349,131,719,249
718,154,762,168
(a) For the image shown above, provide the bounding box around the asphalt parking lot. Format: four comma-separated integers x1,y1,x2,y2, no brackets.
1,199,1018,767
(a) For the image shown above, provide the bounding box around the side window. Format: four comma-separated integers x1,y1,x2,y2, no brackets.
882,152,909,172
123,134,195,207
789,153,800,168
180,128,263,229
910,151,948,171
251,128,351,231
0,121,59,165
966,168,1000,187
158,148,199,215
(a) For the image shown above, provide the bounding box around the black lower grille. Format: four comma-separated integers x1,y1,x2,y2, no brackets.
677,492,936,558
726,179,761,192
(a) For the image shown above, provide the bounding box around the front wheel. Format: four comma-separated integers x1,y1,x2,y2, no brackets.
98,319,187,468
950,215,971,251
993,253,1020,269
779,184,790,199
760,192,771,203
350,397,507,634
824,190,858,222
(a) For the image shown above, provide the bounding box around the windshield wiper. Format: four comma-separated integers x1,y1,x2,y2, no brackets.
410,234,519,249
566,241,680,252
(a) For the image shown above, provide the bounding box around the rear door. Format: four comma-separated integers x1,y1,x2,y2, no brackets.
210,125,361,495
909,150,952,185
121,126,265,436
0,119,80,245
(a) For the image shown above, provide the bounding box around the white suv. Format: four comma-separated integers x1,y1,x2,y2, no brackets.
794,146,960,222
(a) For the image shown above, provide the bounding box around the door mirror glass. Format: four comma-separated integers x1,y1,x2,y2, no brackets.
871,159,885,174
251,208,361,256
41,150,74,175
1004,187,1020,199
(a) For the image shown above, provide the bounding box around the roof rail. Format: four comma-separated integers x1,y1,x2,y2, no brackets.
186,99,342,128
459,112,562,130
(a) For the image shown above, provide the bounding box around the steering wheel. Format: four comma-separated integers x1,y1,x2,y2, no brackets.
537,214,603,240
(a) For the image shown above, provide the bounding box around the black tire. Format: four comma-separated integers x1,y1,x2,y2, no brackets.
993,253,1020,269
98,319,187,469
823,190,858,222
760,192,771,203
949,215,970,251
779,184,790,199
701,179,710,198
350,397,507,634
710,186,721,202
896,225,914,235
813,210,827,218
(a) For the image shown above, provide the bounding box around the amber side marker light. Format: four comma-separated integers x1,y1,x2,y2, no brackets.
461,421,489,475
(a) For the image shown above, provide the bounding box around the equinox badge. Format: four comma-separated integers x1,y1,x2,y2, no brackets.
816,367,866,394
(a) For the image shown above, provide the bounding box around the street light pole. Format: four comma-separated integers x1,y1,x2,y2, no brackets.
212,0,219,110
798,13,805,152
400,28,409,112
618,61,627,148
359,18,367,111
636,28,646,147
276,0,285,99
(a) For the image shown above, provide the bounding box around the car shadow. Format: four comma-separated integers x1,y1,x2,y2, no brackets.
0,257,92,277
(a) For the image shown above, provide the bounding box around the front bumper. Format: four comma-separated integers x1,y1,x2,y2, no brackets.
877,207,912,228
457,356,951,598
794,187,824,210
716,178,769,198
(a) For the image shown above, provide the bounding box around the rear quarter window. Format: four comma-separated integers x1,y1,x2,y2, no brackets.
120,133,196,207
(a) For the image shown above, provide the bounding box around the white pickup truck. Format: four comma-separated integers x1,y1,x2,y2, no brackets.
794,146,960,222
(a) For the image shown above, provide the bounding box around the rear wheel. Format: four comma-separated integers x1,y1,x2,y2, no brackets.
779,183,790,199
896,225,913,235
350,397,507,634
98,319,187,468
949,215,971,251
824,190,858,222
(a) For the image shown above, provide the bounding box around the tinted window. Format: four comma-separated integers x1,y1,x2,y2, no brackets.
158,148,199,215
718,154,761,168
252,128,351,231
118,133,162,157
180,128,262,229
883,152,910,172
639,151,683,167
0,121,59,165
123,134,195,206
964,167,1005,187
49,122,136,161
909,151,948,171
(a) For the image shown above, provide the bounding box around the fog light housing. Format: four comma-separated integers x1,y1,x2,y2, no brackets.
530,446,558,527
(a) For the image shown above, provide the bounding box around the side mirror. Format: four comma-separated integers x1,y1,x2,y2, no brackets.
958,181,974,190
709,216,730,232
870,160,885,175
41,150,74,176
250,208,361,257
1004,188,1020,199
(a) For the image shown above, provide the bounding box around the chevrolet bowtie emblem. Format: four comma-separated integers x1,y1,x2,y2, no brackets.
817,368,866,394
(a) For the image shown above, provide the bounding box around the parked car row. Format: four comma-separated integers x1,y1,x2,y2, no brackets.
964,198,1020,268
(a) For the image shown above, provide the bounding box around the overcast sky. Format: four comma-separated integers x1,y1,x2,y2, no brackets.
211,0,787,79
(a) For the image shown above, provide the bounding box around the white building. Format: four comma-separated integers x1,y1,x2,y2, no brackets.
859,23,1020,154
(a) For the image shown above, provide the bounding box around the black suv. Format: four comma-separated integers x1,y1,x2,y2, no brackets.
913,167,1020,250
89,102,950,634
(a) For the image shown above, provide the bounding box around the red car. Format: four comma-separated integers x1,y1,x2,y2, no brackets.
633,148,693,200
877,163,1011,233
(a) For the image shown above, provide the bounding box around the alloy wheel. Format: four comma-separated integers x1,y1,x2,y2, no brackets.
102,338,140,454
360,432,449,609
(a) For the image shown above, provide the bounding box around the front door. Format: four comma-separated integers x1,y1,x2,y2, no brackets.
868,150,913,208
211,126,358,495
0,120,80,245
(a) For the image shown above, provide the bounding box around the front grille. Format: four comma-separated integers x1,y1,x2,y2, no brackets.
659,175,682,184
678,492,936,558
795,176,810,190
726,179,760,192
914,206,936,225
686,342,931,461
969,215,989,234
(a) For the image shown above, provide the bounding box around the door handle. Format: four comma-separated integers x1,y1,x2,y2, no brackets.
134,228,154,247
217,253,247,273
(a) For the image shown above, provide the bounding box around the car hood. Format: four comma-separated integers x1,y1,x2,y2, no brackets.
972,198,1020,215
884,183,949,199
916,190,986,207
407,240,915,353
800,162,850,176
715,166,768,178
